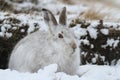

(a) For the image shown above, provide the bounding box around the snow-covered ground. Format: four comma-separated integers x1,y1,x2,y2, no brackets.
1,63,120,80
1,0,120,80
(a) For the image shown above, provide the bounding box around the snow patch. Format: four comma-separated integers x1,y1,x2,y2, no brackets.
0,64,80,80
102,39,119,48
100,29,109,35
73,24,87,39
87,27,98,39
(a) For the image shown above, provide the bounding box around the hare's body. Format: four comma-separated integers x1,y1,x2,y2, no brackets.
8,7,80,75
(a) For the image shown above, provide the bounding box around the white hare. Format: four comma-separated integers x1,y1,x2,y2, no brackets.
8,7,80,75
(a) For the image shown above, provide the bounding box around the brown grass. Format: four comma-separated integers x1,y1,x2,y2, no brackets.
0,0,13,11
77,0,120,10
59,0,75,4
80,7,109,20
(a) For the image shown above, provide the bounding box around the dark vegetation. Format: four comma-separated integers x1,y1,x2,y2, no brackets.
0,16,39,69
0,0,40,69
70,19,120,65
0,0,40,13
0,17,28,69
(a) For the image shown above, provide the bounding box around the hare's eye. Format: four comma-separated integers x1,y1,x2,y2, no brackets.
58,33,63,38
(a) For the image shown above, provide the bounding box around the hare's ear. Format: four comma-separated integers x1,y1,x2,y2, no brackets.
42,8,58,26
59,7,66,25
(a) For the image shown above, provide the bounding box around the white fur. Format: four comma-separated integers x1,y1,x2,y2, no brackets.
8,7,80,75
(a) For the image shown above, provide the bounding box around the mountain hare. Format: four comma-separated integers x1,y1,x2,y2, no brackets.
8,7,80,75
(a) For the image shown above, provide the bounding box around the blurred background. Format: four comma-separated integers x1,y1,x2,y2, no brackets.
0,0,120,69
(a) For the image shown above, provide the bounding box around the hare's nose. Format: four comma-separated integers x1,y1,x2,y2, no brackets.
70,42,77,49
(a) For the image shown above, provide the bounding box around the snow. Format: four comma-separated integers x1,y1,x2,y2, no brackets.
90,44,94,48
79,65,119,80
92,58,97,63
100,29,109,35
106,39,119,48
5,32,12,38
0,32,4,37
73,24,87,39
1,63,120,80
80,39,90,46
0,64,80,80
102,39,119,48
87,27,98,39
